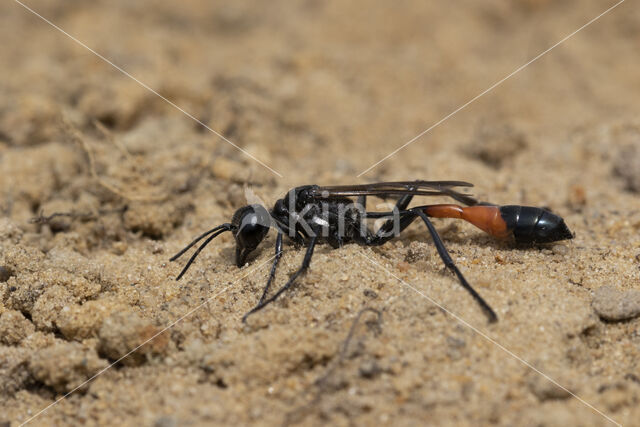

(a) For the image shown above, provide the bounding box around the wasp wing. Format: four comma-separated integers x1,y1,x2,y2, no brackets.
312,180,479,205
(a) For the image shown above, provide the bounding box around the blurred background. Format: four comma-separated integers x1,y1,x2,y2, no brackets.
1,1,639,425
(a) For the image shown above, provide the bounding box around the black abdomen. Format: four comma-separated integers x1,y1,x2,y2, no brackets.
499,205,573,243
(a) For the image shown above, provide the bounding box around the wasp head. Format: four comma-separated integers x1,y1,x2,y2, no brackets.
231,204,271,266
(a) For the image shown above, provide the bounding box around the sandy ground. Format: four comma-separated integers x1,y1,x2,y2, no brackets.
1,0,640,426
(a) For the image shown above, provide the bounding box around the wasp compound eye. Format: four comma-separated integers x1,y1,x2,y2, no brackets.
232,205,270,266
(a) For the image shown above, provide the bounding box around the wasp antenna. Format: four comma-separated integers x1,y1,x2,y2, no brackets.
174,226,232,280
170,224,233,262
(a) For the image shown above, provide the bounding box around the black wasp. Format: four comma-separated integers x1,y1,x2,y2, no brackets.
170,181,573,323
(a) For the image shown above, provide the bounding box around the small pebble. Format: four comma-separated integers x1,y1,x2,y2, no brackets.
363,289,378,299
359,359,381,379
446,336,466,349
592,285,640,321
0,266,12,282
110,241,128,255
528,375,571,401
404,241,430,264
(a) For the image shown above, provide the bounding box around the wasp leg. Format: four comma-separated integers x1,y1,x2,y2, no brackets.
243,236,318,322
258,232,284,305
412,209,498,323
364,191,416,245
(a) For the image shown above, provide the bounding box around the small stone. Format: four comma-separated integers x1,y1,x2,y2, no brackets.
0,266,12,282
528,375,572,401
150,243,164,254
359,359,381,379
110,241,128,255
446,336,466,360
592,285,640,321
446,336,466,349
363,289,378,299
404,241,430,264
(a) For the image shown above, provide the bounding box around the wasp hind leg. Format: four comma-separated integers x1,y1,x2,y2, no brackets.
365,192,417,245
412,209,498,323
